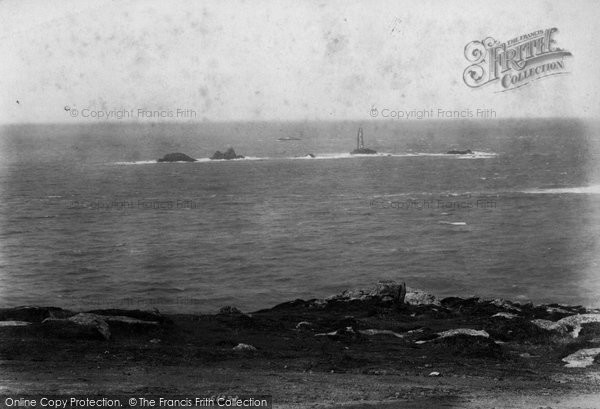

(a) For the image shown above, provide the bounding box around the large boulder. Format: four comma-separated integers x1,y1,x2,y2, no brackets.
210,148,244,160
328,280,406,304
157,153,197,162
404,287,440,306
562,348,600,368
42,313,111,340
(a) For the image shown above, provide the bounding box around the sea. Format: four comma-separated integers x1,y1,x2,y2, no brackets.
1,118,599,313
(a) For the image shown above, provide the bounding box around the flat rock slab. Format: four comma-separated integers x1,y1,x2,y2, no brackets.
562,348,600,368
42,313,111,340
41,312,162,340
438,328,489,339
359,329,405,338
103,316,159,326
0,321,31,327
532,314,600,337
492,312,519,319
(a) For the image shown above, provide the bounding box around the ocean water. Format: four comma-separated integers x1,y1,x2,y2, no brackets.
1,119,599,312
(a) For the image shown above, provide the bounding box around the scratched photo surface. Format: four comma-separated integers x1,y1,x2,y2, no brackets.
1,1,600,407
1,0,599,311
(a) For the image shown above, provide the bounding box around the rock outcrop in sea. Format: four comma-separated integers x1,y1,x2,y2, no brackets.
210,148,244,160
350,147,377,155
157,153,197,162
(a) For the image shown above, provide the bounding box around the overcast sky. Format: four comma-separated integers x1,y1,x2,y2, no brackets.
1,0,599,123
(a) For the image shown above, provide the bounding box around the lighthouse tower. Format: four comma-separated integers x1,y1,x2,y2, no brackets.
357,127,364,149
350,126,377,155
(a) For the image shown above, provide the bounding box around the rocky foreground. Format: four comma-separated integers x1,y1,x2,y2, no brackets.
1,282,600,408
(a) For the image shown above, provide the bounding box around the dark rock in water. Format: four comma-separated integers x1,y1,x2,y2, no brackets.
350,147,377,155
210,148,244,160
157,153,197,162
446,149,473,155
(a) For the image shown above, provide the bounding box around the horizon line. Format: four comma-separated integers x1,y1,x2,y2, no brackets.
0,116,597,127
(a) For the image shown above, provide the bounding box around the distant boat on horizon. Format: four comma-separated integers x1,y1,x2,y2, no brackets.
277,130,303,141
350,127,377,155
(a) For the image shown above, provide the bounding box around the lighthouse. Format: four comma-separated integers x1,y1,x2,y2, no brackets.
350,127,377,155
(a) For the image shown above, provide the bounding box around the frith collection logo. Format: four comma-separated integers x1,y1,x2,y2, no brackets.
463,28,572,91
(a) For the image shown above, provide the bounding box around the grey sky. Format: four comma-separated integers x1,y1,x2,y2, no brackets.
1,0,598,123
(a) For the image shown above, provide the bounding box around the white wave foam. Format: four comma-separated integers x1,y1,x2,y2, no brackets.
110,151,497,165
198,156,265,162
372,185,600,200
439,221,467,226
113,160,158,165
455,151,498,159
371,191,475,199
113,157,264,165
522,185,600,195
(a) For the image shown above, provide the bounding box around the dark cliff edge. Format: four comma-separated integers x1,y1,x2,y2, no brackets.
1,281,599,406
